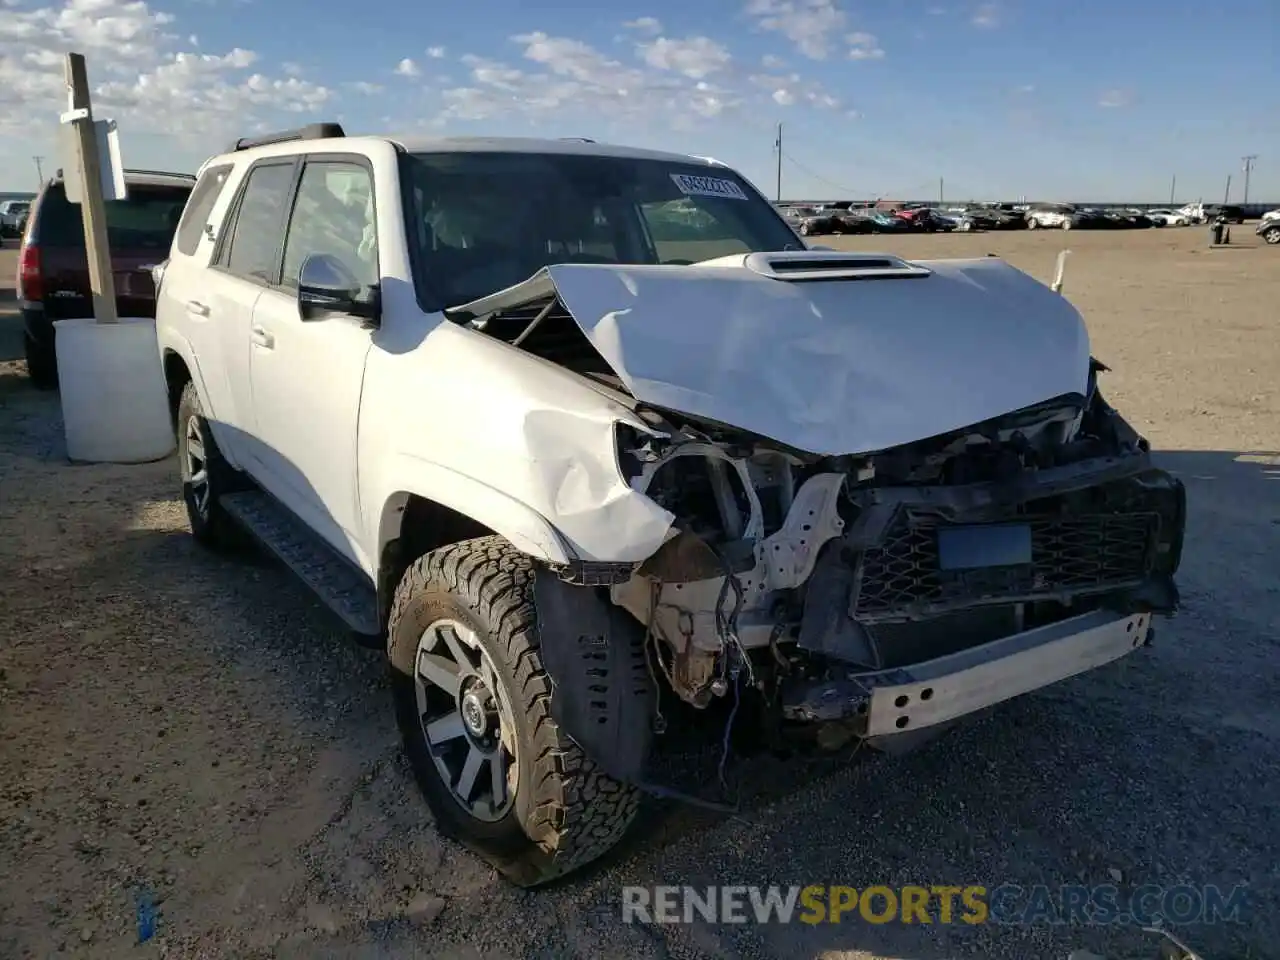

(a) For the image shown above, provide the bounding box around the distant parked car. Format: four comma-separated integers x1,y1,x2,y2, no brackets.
782,205,846,236
0,199,30,239
17,168,195,388
1145,209,1189,227
1025,203,1079,230
894,208,955,232
1201,204,1246,225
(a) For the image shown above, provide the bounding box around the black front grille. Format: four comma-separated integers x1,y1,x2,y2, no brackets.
851,512,1158,621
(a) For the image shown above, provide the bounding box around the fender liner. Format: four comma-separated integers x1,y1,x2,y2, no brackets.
532,568,654,784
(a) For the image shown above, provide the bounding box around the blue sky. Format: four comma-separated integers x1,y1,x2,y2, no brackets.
1,0,1276,202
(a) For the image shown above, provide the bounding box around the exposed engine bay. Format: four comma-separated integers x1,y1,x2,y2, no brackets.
607,369,1184,726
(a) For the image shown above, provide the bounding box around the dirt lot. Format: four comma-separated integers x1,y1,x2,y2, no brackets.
1,226,1277,960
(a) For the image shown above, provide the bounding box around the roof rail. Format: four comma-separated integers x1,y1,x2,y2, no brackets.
228,122,345,153
122,168,197,179
558,137,596,143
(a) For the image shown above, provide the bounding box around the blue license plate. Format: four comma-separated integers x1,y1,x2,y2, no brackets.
936,523,1032,570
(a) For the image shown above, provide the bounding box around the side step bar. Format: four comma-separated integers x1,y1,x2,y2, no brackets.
219,491,380,636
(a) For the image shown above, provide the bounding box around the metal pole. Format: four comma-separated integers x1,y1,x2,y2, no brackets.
774,123,782,202
33,155,45,189
939,177,944,206
1169,174,1176,205
1241,155,1257,206
64,52,117,324
1223,175,1231,205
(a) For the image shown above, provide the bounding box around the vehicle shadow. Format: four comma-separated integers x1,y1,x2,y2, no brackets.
3,402,1277,959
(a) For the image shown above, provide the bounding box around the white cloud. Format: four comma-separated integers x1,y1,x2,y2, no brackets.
426,45,446,59
282,61,302,76
637,36,731,79
846,31,885,59
745,0,846,60
0,0,330,147
395,57,420,77
622,16,662,35
971,2,999,27
1098,88,1133,108
349,81,383,95
762,53,786,68
772,88,795,105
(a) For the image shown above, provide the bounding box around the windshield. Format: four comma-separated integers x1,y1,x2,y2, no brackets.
401,151,802,308
34,183,192,250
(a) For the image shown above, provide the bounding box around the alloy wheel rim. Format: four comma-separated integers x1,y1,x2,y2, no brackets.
414,618,518,822
184,415,211,518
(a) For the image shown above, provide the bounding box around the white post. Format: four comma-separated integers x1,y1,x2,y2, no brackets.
63,52,117,324
1051,249,1071,293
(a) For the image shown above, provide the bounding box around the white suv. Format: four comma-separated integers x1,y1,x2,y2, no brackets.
154,124,1186,886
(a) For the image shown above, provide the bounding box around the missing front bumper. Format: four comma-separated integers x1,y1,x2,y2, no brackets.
782,609,1152,735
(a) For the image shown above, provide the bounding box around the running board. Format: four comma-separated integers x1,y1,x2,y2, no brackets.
219,491,380,636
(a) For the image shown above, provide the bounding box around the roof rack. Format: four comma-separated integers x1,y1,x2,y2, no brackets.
122,168,197,179
228,122,345,153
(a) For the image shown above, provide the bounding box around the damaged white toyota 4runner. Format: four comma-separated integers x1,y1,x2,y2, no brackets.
155,125,1185,886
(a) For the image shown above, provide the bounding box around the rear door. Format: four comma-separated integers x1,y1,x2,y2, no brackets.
200,158,299,472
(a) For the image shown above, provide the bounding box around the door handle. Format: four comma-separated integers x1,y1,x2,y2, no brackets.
186,300,210,317
250,325,275,349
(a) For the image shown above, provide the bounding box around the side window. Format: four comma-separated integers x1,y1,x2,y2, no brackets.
175,164,233,257
280,161,378,292
222,162,296,283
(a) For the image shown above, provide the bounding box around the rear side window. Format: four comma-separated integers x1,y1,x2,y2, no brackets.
175,164,233,257
32,182,193,251
222,162,296,283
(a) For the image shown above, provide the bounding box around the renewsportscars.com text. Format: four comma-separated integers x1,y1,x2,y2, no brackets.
621,884,1249,927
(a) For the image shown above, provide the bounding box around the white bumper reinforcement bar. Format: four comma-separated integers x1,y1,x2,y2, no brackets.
861,609,1151,737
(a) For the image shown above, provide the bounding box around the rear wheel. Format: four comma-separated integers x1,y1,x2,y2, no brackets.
176,381,247,548
23,332,57,390
388,537,640,887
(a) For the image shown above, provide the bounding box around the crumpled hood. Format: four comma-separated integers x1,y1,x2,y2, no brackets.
469,253,1092,456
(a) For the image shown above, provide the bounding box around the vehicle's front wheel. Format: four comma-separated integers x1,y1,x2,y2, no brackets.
176,381,246,548
1263,228,1280,245
1027,217,1039,230
388,537,640,887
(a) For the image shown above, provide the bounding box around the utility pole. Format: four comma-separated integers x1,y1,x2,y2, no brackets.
1169,174,1176,205
33,155,45,189
774,123,782,202
1223,174,1232,205
939,177,944,206
63,52,117,324
1241,155,1257,206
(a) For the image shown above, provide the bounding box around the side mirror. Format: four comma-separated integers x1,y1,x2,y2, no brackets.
298,253,379,323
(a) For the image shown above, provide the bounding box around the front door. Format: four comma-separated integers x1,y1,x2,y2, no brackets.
247,157,379,568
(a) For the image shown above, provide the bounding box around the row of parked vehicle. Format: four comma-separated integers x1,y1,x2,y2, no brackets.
778,199,1256,236
0,199,31,239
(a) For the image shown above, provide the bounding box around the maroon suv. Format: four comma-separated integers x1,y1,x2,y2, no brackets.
17,168,195,388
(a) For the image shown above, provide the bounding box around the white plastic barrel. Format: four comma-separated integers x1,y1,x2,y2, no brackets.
53,317,175,463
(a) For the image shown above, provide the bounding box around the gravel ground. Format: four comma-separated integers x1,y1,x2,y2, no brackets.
0,226,1277,960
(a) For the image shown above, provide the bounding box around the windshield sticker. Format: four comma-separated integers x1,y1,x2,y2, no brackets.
670,173,749,201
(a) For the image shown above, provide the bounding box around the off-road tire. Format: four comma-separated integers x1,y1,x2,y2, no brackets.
387,536,640,887
176,381,247,549
23,332,57,390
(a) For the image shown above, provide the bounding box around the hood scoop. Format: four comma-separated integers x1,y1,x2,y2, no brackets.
710,250,933,282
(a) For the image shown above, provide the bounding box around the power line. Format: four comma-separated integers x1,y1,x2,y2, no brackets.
779,149,862,197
